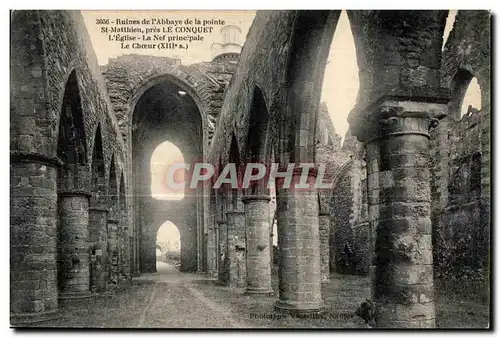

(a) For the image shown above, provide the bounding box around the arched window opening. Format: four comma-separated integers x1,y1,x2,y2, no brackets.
461,77,482,118
320,10,359,146
150,141,185,200
156,221,181,269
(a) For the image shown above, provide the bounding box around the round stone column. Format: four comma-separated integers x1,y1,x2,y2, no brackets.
350,100,447,328
318,212,330,282
275,168,324,315
10,152,62,325
58,190,93,303
89,206,108,293
242,195,272,294
107,219,119,286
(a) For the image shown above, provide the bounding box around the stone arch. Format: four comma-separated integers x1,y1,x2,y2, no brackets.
282,11,340,163
441,11,490,109
57,70,88,191
245,85,271,195
128,73,210,153
56,68,92,299
448,68,481,120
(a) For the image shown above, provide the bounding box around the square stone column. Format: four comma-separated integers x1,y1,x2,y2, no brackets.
242,195,272,294
58,190,93,303
275,168,324,315
349,99,448,328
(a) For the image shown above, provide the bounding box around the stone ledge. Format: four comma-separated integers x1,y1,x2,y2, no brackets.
274,300,327,317
10,309,62,326
242,195,271,203
10,150,63,168
58,189,92,198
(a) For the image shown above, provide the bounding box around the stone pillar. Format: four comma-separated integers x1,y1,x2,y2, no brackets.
107,219,119,286
243,195,272,294
58,190,93,303
217,219,228,284
275,168,324,315
226,198,246,288
207,225,217,278
89,206,108,293
318,212,330,282
352,100,447,328
120,224,131,281
131,222,140,277
10,152,62,325
140,231,157,273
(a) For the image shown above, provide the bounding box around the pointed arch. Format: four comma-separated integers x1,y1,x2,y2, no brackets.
246,85,270,162
57,70,87,190
283,11,340,163
449,69,482,120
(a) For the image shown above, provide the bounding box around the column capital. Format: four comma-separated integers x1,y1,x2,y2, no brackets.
241,195,271,203
10,150,63,168
58,189,92,198
225,210,244,216
89,206,109,213
348,96,449,143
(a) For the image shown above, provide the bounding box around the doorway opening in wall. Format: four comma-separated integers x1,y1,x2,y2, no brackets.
320,10,359,148
150,141,185,200
156,221,181,271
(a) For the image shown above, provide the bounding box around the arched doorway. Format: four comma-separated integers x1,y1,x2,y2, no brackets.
156,221,181,271
132,77,203,274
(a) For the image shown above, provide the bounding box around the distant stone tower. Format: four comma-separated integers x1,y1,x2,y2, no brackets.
211,25,242,62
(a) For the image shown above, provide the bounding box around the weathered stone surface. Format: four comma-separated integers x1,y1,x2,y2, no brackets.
243,196,272,294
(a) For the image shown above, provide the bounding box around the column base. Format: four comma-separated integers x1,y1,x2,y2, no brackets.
59,291,92,304
10,309,62,326
275,300,326,317
245,287,274,296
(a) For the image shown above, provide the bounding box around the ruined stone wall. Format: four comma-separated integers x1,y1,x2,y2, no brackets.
208,11,296,163
11,10,127,179
10,10,129,319
430,10,490,283
431,109,489,280
101,54,237,148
